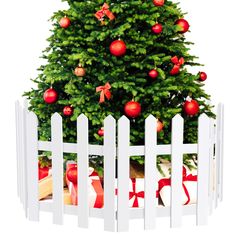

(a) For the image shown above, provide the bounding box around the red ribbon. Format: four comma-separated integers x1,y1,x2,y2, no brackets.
157,167,197,205
129,178,145,208
170,56,185,75
96,82,112,103
95,3,115,21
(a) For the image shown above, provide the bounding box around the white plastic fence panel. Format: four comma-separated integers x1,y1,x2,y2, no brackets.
104,115,116,232
219,104,224,201
26,112,39,221
77,114,89,228
51,113,64,225
197,114,211,225
144,115,157,230
170,114,184,228
117,116,130,232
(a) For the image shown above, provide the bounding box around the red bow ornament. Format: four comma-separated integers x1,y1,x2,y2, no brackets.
170,56,185,75
129,178,145,208
157,166,197,205
96,82,112,103
95,3,115,22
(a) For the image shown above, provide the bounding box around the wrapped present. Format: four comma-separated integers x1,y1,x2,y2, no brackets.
115,178,159,208
66,163,103,208
157,161,197,206
38,166,52,200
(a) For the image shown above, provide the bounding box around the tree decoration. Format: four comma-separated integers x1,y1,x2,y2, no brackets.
153,0,165,6
199,72,207,81
152,23,163,34
96,82,112,103
63,106,74,116
149,69,159,79
110,40,127,57
59,16,71,29
183,98,199,116
157,120,164,133
43,88,58,104
175,19,190,33
74,65,86,77
170,56,185,75
98,128,104,137
95,3,115,22
124,101,141,118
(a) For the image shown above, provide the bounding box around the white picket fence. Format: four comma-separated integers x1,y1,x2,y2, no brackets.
15,101,224,231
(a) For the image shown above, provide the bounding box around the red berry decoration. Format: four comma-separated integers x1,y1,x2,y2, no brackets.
98,128,104,137
110,40,127,57
175,19,190,33
157,120,164,133
59,16,71,29
152,23,163,34
149,69,159,79
67,166,77,184
199,72,207,81
124,101,141,119
63,106,73,116
183,99,199,116
153,0,165,6
43,88,58,104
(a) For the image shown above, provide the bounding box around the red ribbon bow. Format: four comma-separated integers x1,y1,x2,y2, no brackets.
170,56,185,75
96,82,112,103
95,3,115,21
157,167,197,205
129,178,145,208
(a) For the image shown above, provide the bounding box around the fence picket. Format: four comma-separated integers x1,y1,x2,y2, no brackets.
51,113,64,225
117,116,130,232
144,115,157,230
197,114,211,225
15,101,20,198
170,114,184,228
219,104,224,201
26,112,39,221
77,114,89,228
104,115,116,232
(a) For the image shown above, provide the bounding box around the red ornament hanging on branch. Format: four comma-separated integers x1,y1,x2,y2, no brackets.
175,19,190,33
63,106,74,116
110,40,127,57
96,82,112,103
153,0,165,6
124,101,141,119
152,23,163,34
149,69,159,79
98,128,104,137
74,65,86,77
59,16,71,29
170,56,184,75
183,98,199,116
43,88,58,104
157,120,164,133
199,72,207,81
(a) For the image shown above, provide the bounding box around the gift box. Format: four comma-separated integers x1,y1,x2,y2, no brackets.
157,160,197,206
38,166,52,200
66,162,104,208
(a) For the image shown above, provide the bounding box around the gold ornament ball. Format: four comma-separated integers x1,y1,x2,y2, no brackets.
74,66,86,77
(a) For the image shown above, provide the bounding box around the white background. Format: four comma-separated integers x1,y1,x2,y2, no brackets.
0,0,235,235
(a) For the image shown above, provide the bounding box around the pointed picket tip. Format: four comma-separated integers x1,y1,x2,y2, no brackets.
77,113,88,122
51,112,62,121
104,114,116,123
145,114,156,123
28,111,38,125
118,115,130,125
198,113,210,121
173,114,183,120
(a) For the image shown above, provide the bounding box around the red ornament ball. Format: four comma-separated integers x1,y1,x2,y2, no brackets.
157,120,164,133
152,23,163,34
74,66,86,77
98,128,104,137
63,106,74,116
183,99,199,116
149,69,159,79
59,17,71,29
38,166,49,180
199,72,207,81
110,40,127,57
124,101,141,119
67,166,77,184
175,19,190,33
43,88,58,104
153,0,165,6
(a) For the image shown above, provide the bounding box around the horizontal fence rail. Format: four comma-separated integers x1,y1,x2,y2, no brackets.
15,101,224,232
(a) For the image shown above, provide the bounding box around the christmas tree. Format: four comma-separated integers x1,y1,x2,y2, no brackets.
24,0,214,170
